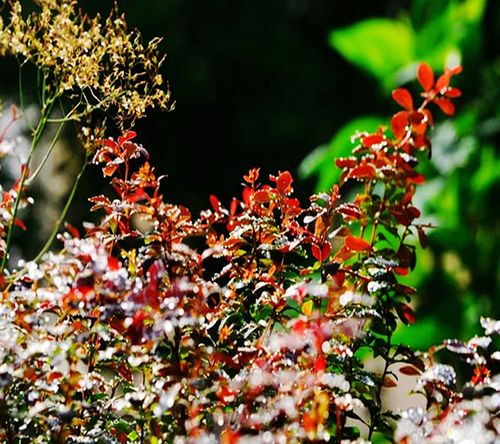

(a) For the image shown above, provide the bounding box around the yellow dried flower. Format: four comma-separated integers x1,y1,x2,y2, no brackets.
0,0,172,129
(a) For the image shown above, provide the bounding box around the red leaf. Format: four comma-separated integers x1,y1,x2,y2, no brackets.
434,98,455,116
48,371,64,382
407,173,425,185
229,197,239,216
345,236,371,252
336,203,360,220
242,186,252,206
321,243,331,261
417,62,434,92
399,365,422,376
348,164,377,180
65,222,80,239
401,303,416,324
409,111,427,135
335,157,358,169
107,256,120,271
293,319,308,335
209,194,221,212
243,168,259,184
332,270,345,288
253,189,271,203
217,386,237,405
445,87,462,98
118,130,137,145
127,188,148,203
314,355,327,372
276,171,293,194
103,162,119,177
417,226,429,248
311,244,322,262
391,111,409,139
435,74,450,93
361,134,385,147
447,65,463,76
14,218,27,231
392,88,414,110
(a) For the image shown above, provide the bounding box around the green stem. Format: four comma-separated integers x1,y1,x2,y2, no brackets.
25,120,66,186
368,331,392,440
0,98,55,272
18,61,34,132
32,158,88,263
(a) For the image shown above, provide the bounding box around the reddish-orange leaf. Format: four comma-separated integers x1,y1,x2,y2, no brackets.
336,203,361,220
445,87,462,98
391,111,409,139
253,189,271,203
401,303,416,324
103,163,119,177
382,375,398,388
348,164,377,180
48,371,64,382
314,355,327,372
399,365,422,376
229,197,239,216
447,65,463,76
417,62,434,92
394,267,409,276
311,244,322,262
209,194,220,212
293,319,308,335
14,218,27,231
345,236,371,252
243,167,259,184
220,428,240,444
127,188,148,203
434,98,455,115
276,170,293,194
361,134,385,147
335,157,358,169
302,412,316,433
414,134,430,150
392,88,414,110
407,173,425,185
435,73,450,93
118,130,137,145
242,186,252,206
417,226,429,248
65,222,80,239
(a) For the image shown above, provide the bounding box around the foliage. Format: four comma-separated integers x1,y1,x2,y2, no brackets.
300,0,499,347
0,1,498,443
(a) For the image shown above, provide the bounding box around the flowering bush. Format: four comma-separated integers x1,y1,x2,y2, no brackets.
0,1,498,443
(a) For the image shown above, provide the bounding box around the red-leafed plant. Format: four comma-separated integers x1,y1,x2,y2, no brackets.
0,2,498,443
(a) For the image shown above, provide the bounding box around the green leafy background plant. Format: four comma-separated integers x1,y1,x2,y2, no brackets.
300,0,499,348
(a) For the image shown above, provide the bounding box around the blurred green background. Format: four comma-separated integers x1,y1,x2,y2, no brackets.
1,0,498,347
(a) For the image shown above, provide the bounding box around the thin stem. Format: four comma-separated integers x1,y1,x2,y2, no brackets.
32,158,88,263
25,120,65,186
0,99,55,272
368,331,392,439
18,62,34,132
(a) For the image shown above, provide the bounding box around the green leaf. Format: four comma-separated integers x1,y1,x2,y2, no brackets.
299,116,381,191
128,430,140,441
328,19,414,88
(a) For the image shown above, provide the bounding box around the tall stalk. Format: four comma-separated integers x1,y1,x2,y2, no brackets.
0,96,56,272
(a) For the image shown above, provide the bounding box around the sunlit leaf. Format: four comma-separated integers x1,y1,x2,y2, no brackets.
329,19,414,88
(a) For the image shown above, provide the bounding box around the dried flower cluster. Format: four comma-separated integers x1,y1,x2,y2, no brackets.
1,60,497,443
0,0,172,128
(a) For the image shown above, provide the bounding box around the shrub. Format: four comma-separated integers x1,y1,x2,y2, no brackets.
0,1,498,443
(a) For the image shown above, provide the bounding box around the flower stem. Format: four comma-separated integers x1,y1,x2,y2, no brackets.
32,158,88,263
